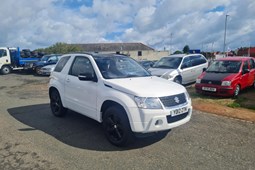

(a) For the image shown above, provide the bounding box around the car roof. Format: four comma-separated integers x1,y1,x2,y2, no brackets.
163,53,202,58
217,56,252,61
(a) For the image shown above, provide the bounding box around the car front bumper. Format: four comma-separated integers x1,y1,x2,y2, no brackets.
128,103,192,133
195,84,234,97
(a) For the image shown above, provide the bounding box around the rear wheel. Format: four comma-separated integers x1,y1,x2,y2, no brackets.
103,106,134,147
1,66,11,75
50,90,67,117
233,84,240,97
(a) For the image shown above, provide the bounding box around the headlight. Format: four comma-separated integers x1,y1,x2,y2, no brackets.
221,81,231,86
196,79,201,84
134,97,162,109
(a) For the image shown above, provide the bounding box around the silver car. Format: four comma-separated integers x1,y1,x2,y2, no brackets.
149,54,208,84
40,64,56,76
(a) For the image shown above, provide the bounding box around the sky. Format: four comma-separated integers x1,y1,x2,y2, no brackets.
0,0,254,52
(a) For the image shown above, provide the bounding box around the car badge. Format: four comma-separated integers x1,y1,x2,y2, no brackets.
208,81,212,84
174,97,180,103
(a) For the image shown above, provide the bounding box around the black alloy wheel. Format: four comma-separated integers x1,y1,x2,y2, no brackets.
50,90,66,117
103,106,134,147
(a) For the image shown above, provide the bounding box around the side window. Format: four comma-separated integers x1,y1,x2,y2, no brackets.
249,59,255,69
69,56,95,77
138,51,142,56
48,56,58,62
181,56,192,69
242,61,248,73
191,55,207,66
54,56,70,72
0,49,7,57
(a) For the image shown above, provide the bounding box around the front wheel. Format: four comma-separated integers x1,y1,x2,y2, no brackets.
233,84,240,97
35,67,42,75
1,66,11,75
102,106,135,147
50,90,67,117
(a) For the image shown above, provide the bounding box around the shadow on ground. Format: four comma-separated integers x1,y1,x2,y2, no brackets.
8,104,167,151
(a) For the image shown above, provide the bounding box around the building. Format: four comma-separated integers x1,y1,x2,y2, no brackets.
237,47,255,57
71,42,169,60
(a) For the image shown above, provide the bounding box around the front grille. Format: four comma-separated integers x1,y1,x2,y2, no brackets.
167,111,189,123
159,93,186,107
201,79,221,85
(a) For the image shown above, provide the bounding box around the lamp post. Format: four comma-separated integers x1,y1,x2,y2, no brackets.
223,14,229,57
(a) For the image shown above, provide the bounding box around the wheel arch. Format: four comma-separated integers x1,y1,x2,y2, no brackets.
100,100,127,122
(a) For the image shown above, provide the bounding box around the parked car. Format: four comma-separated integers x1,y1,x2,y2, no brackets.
138,60,155,70
195,57,255,97
39,64,56,76
49,53,192,146
33,54,61,74
148,54,208,84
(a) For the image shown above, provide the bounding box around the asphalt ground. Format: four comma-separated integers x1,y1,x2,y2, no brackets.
0,73,254,170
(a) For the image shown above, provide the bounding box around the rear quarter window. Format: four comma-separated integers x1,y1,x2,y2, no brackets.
54,56,71,72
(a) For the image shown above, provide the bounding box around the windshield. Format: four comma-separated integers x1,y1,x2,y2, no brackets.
153,57,182,69
206,60,241,73
40,55,50,61
95,56,151,79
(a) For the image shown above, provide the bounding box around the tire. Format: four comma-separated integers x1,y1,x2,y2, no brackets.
102,106,135,147
174,76,182,84
50,90,67,117
233,84,240,97
35,67,42,75
1,66,11,75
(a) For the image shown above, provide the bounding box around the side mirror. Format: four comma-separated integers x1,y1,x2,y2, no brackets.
203,68,207,72
78,73,97,82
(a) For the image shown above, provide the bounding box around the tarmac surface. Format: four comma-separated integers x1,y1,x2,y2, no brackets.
0,73,255,169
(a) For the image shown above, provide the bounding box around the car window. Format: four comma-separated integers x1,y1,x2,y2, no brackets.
54,56,70,72
48,56,58,62
95,56,150,79
249,59,255,69
242,61,248,73
69,56,95,77
191,55,207,66
0,49,7,57
181,56,192,69
153,57,182,69
207,60,241,73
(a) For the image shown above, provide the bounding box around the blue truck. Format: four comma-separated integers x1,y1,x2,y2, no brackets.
0,47,41,74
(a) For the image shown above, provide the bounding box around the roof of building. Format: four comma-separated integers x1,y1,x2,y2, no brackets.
70,42,154,52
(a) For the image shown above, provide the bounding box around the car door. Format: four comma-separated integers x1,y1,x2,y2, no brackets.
248,59,255,86
64,55,98,120
180,56,196,84
240,61,250,89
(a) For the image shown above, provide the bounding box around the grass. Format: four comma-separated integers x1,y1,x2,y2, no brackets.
187,85,255,111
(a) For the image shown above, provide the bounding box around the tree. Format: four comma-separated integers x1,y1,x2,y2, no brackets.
35,42,81,54
173,50,183,54
183,45,190,54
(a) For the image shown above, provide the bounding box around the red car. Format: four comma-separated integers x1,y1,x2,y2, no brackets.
195,57,255,97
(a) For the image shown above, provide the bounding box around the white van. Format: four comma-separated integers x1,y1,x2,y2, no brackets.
149,54,208,84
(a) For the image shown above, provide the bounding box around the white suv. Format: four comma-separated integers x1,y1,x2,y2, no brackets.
49,53,192,146
149,54,208,84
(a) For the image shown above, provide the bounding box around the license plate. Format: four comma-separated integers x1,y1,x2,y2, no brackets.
202,87,216,92
171,107,188,117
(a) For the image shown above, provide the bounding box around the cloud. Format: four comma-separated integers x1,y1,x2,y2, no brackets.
0,0,254,52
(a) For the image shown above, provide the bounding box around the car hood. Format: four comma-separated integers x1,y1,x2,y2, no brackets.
103,76,186,97
202,72,239,81
148,68,175,76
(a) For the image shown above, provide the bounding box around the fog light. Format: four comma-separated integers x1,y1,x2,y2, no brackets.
155,119,163,126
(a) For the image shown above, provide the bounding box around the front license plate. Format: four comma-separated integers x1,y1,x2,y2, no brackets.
171,107,188,117
202,87,216,92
